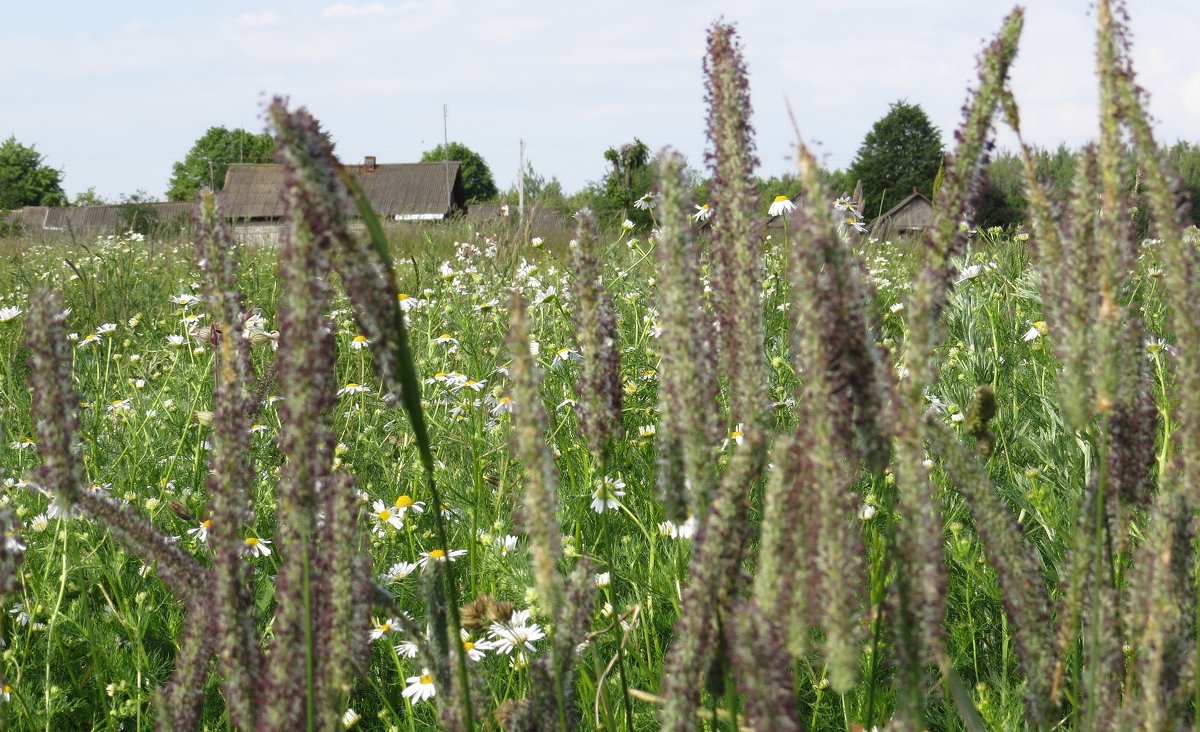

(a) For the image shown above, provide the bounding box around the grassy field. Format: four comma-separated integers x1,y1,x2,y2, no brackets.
2,3,1199,730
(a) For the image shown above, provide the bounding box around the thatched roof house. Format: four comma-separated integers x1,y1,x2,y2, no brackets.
220,158,467,221
869,190,933,237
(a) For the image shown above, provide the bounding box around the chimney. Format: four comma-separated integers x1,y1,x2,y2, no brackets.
364,155,377,171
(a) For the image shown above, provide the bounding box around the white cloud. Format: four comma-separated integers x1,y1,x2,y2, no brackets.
321,3,398,18
230,10,282,28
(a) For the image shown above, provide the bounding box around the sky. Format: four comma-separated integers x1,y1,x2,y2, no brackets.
4,1,1199,203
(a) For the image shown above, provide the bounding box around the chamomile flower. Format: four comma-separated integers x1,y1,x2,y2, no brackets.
337,382,370,396
723,423,745,450
591,477,626,513
658,517,695,539
396,293,420,312
369,617,402,641
768,195,796,217
498,534,519,556
371,500,404,534
402,669,437,703
166,334,186,347
383,561,419,583
633,192,658,210
0,306,21,323
349,335,371,350
433,333,458,346
551,347,581,367
392,494,425,519
242,536,272,558
77,333,102,349
490,395,515,416
188,518,212,544
691,203,712,222
417,548,467,569
341,707,361,729
488,609,546,656
461,629,496,661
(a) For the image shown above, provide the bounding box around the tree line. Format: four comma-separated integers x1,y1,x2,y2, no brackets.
6,104,1200,232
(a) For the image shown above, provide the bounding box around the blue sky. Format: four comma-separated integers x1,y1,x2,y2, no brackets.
4,1,1199,202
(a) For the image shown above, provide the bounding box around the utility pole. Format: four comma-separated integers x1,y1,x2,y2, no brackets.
442,104,450,203
518,139,525,223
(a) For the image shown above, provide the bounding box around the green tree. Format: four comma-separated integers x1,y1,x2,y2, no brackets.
847,101,944,219
0,136,67,209
167,127,276,202
72,187,108,207
501,160,568,214
597,138,653,226
420,142,498,203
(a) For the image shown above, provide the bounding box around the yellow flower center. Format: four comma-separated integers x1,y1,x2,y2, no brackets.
419,674,432,684
378,509,392,521
244,537,259,547
344,383,359,389
463,641,475,651
428,549,446,560
499,396,512,404
397,293,409,301
202,519,212,529
352,335,368,343
438,333,451,339
773,195,789,203
395,495,414,509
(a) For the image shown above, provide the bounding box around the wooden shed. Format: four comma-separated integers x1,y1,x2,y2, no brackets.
220,158,467,221
869,190,934,237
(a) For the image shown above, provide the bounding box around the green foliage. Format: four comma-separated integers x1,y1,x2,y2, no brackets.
0,135,67,209
166,127,275,202
1167,140,1200,228
116,190,160,235
500,160,568,214
420,141,498,203
847,101,944,219
977,150,1025,230
71,187,108,207
597,138,653,226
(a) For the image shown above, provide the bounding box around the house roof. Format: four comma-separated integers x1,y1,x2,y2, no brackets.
220,161,464,220
5,202,193,234
873,190,933,223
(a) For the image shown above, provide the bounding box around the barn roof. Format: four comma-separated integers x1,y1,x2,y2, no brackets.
873,190,933,223
870,190,933,235
220,161,465,220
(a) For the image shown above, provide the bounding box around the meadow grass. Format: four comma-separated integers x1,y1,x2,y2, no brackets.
1,2,1199,730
